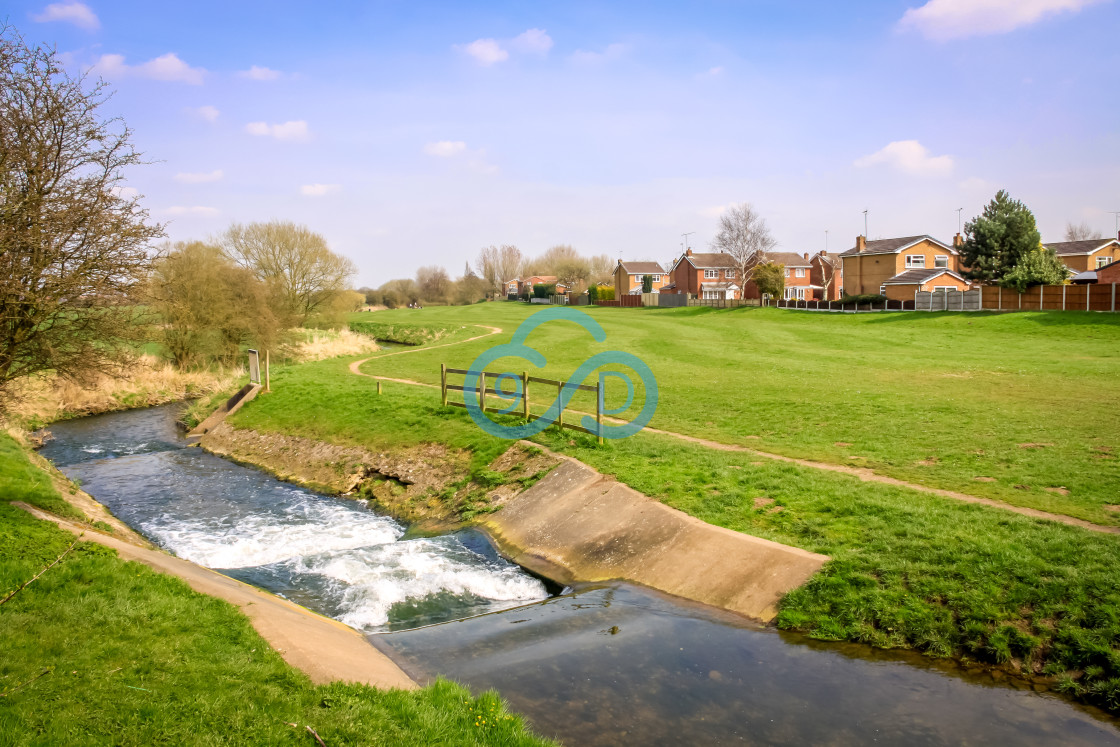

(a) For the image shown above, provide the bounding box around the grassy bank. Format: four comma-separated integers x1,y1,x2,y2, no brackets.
349,304,1120,525
0,432,552,746
226,348,1120,712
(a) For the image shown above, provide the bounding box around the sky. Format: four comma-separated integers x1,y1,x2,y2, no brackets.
9,0,1120,286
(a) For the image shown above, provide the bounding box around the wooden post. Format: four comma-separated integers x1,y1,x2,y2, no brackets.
557,381,564,431
1087,284,1091,311
1112,283,1117,313
978,284,982,310
480,371,487,413
1039,284,1043,311
440,363,447,406
265,350,270,392
377,381,382,395
998,285,1002,310
596,379,604,445
1062,283,1067,311
522,371,529,421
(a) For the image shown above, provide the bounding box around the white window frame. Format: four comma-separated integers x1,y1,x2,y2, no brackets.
879,285,887,295
784,287,806,300
725,269,735,279
934,255,949,268
704,269,718,279
784,268,790,278
932,286,957,291
1098,256,1112,269
795,268,805,278
905,255,926,268
651,274,661,282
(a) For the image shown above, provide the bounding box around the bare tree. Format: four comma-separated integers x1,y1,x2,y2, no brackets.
1064,222,1102,242
218,221,356,326
709,203,777,286
587,254,615,284
0,25,163,407
415,265,451,303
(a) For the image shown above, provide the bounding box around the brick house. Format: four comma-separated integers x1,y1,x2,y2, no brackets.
663,249,741,299
1043,236,1120,274
839,234,964,296
612,260,670,297
809,251,843,300
1097,259,1120,285
516,275,568,296
767,252,817,300
881,268,970,301
504,278,520,296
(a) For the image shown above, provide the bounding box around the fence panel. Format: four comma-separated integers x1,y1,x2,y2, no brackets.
658,293,688,308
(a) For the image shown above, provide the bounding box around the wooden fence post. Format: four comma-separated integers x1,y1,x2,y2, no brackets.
1087,284,1092,311
978,284,982,310
377,381,382,395
480,371,487,413
1062,284,1067,310
596,379,604,445
265,350,270,393
440,363,447,406
1039,284,1043,311
522,371,529,421
557,381,564,431
1113,283,1117,313
998,285,1002,310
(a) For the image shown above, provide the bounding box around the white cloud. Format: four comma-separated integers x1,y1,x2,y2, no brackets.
110,186,139,199
244,120,311,142
164,206,219,216
300,183,341,196
423,140,467,157
31,2,99,30
188,105,220,122
239,65,282,81
92,53,205,85
511,28,553,55
175,169,224,184
461,38,509,65
570,43,628,65
898,0,1104,41
854,140,954,176
959,176,996,192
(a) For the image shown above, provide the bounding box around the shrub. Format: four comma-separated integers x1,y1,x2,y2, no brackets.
837,294,887,304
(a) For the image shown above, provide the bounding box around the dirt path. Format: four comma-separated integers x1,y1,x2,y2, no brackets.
349,339,1120,537
16,503,418,690
349,324,502,376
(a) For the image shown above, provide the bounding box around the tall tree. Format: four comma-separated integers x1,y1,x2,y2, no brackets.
218,221,356,325
753,262,785,300
709,203,777,287
0,25,162,407
1000,246,1070,292
1064,222,1102,242
959,191,1041,283
415,265,451,303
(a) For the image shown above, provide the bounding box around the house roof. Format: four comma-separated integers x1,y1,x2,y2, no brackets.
839,235,955,257
767,252,812,268
811,252,842,268
882,268,967,285
523,275,558,283
1043,238,1120,256
700,282,741,292
1070,270,1098,284
619,261,667,274
660,282,677,291
680,252,738,270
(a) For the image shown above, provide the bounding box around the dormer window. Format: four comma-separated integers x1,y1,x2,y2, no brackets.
905,255,926,268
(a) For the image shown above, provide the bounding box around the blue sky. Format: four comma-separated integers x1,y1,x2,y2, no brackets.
12,0,1120,285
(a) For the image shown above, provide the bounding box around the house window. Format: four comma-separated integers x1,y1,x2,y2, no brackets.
935,255,949,268
1098,256,1112,269
704,269,718,279
784,268,790,278
905,255,926,268
879,285,886,295
795,268,805,278
725,269,735,279
784,287,806,300
651,274,661,282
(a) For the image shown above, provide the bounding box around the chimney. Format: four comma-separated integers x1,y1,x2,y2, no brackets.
803,252,809,260
686,248,693,257
856,235,866,253
953,233,964,248
819,249,828,257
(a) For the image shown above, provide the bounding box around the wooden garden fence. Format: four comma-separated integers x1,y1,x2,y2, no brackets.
440,364,605,443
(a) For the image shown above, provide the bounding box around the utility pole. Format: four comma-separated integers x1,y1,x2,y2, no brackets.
682,231,695,252
1111,211,1120,238
862,210,868,238
956,208,963,234
825,229,829,252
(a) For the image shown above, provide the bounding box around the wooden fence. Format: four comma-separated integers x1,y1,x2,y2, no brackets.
776,298,914,312
595,296,642,307
440,364,604,443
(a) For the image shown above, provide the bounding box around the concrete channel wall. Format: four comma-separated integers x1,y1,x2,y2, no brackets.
482,449,829,622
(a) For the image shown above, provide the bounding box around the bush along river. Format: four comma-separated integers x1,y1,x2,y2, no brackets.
39,404,1120,746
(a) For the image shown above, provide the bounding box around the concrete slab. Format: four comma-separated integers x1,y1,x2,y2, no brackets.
482,449,829,622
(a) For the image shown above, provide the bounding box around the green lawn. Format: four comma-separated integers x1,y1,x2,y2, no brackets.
0,432,552,746
227,352,1120,712
349,304,1120,525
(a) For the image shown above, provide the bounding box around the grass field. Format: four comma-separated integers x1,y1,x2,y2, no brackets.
0,432,552,746
227,344,1120,712
348,303,1120,525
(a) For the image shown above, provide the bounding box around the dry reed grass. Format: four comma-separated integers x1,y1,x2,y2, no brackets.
286,328,379,362
6,354,241,427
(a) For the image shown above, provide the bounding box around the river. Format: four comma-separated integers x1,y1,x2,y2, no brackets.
38,404,1120,745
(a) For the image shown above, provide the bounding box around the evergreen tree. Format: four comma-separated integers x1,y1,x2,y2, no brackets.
1000,245,1070,292
959,190,1041,283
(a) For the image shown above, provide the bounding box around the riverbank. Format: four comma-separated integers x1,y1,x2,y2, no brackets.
216,342,1120,715
0,430,554,745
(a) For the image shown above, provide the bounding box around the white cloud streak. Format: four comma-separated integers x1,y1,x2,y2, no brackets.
239,65,282,81
854,140,954,176
31,2,99,30
511,28,553,55
898,0,1104,40
188,105,220,122
92,53,205,85
423,140,467,157
244,120,311,141
174,169,224,184
164,206,219,216
300,183,341,196
461,38,509,65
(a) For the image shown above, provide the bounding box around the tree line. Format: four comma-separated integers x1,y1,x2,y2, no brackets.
360,244,616,308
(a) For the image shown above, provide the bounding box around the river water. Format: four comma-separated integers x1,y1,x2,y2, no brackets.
39,405,1120,745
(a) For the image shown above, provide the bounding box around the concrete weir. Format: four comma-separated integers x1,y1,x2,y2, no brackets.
482,449,829,622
